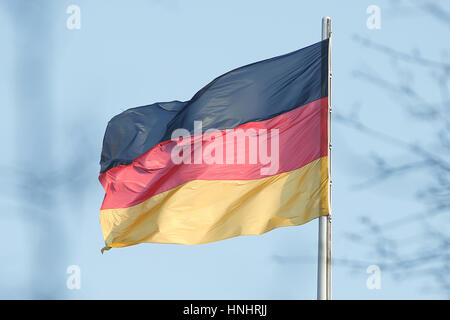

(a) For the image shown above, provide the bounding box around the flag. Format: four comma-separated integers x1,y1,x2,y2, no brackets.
99,39,330,250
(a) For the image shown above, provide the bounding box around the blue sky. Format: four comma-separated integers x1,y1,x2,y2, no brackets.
0,0,448,299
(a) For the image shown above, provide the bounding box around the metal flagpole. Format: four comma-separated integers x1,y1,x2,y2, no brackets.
317,16,332,300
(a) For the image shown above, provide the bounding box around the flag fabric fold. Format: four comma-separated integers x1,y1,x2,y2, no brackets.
99,39,330,249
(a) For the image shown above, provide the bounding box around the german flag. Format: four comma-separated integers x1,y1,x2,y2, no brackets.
99,39,330,251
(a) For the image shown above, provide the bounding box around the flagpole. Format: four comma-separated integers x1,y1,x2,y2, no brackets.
317,16,332,300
